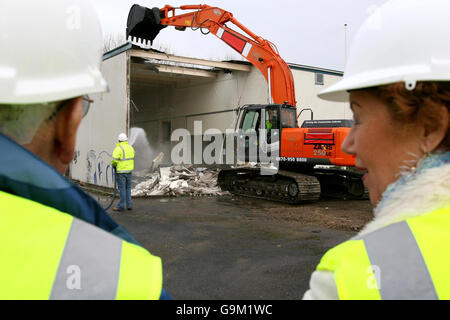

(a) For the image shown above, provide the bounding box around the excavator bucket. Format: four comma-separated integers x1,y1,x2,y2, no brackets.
126,4,167,49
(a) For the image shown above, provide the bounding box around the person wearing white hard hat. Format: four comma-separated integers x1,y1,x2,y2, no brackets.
0,0,169,299
304,0,450,299
111,133,135,211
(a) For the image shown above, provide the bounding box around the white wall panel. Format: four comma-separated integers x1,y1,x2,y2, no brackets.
70,52,129,187
291,69,351,126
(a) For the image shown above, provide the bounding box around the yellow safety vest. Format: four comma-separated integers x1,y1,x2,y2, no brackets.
266,120,273,134
112,142,135,173
0,190,162,300
316,206,450,299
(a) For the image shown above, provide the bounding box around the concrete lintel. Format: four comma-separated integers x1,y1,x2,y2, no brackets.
156,65,217,78
131,62,217,79
130,49,251,72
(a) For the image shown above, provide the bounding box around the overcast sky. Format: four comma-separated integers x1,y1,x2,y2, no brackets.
92,0,389,71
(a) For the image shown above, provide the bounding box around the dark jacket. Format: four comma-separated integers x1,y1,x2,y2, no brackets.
0,133,139,244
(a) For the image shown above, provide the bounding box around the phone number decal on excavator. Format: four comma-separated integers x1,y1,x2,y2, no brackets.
276,157,308,162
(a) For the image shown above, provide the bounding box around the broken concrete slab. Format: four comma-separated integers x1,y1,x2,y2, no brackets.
132,165,229,198
150,152,164,172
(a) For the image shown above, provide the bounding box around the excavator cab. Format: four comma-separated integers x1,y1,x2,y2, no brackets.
236,104,297,162
127,4,167,47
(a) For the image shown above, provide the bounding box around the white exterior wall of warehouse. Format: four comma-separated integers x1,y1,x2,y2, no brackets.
290,65,351,125
70,47,349,188
70,51,129,188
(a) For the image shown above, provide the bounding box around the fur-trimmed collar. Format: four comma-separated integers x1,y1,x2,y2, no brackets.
358,157,450,237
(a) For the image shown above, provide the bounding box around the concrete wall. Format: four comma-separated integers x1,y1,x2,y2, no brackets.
70,52,129,188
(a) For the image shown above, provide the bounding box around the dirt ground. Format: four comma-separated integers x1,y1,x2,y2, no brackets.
232,196,374,233
92,192,374,299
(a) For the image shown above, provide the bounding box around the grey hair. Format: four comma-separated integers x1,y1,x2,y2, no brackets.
0,101,61,144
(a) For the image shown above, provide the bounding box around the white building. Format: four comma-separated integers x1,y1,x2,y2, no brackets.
70,44,350,188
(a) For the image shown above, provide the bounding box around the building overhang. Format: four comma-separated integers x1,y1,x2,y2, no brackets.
103,43,252,87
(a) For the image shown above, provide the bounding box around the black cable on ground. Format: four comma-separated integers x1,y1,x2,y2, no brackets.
103,169,117,211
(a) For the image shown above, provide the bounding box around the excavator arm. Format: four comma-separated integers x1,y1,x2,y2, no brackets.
127,4,297,106
126,4,366,203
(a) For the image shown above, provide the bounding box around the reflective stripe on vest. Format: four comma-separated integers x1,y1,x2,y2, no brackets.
118,145,134,161
359,222,438,300
50,218,123,299
317,206,450,300
0,190,162,300
113,143,134,173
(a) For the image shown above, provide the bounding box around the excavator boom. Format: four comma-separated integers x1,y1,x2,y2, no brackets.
127,4,297,106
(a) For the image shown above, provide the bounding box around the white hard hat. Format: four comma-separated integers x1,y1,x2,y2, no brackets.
319,0,450,102
118,133,128,142
0,0,108,104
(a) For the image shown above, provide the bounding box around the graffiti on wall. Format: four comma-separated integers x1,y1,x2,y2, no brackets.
73,150,81,164
86,150,115,187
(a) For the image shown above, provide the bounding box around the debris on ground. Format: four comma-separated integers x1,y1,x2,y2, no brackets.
132,165,230,197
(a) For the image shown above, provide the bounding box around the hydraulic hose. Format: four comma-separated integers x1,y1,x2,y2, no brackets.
103,168,117,211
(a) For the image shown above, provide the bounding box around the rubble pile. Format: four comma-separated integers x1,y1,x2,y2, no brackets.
132,165,228,197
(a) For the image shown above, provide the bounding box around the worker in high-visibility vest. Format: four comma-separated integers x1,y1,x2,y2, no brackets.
303,0,450,299
112,133,135,211
0,0,169,299
265,109,277,134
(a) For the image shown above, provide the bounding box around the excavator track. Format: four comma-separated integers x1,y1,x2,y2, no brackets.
311,167,369,200
217,168,321,204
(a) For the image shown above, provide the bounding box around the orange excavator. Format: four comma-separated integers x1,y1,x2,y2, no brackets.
126,4,366,203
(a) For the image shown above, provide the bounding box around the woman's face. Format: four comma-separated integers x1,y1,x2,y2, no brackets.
342,91,423,205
